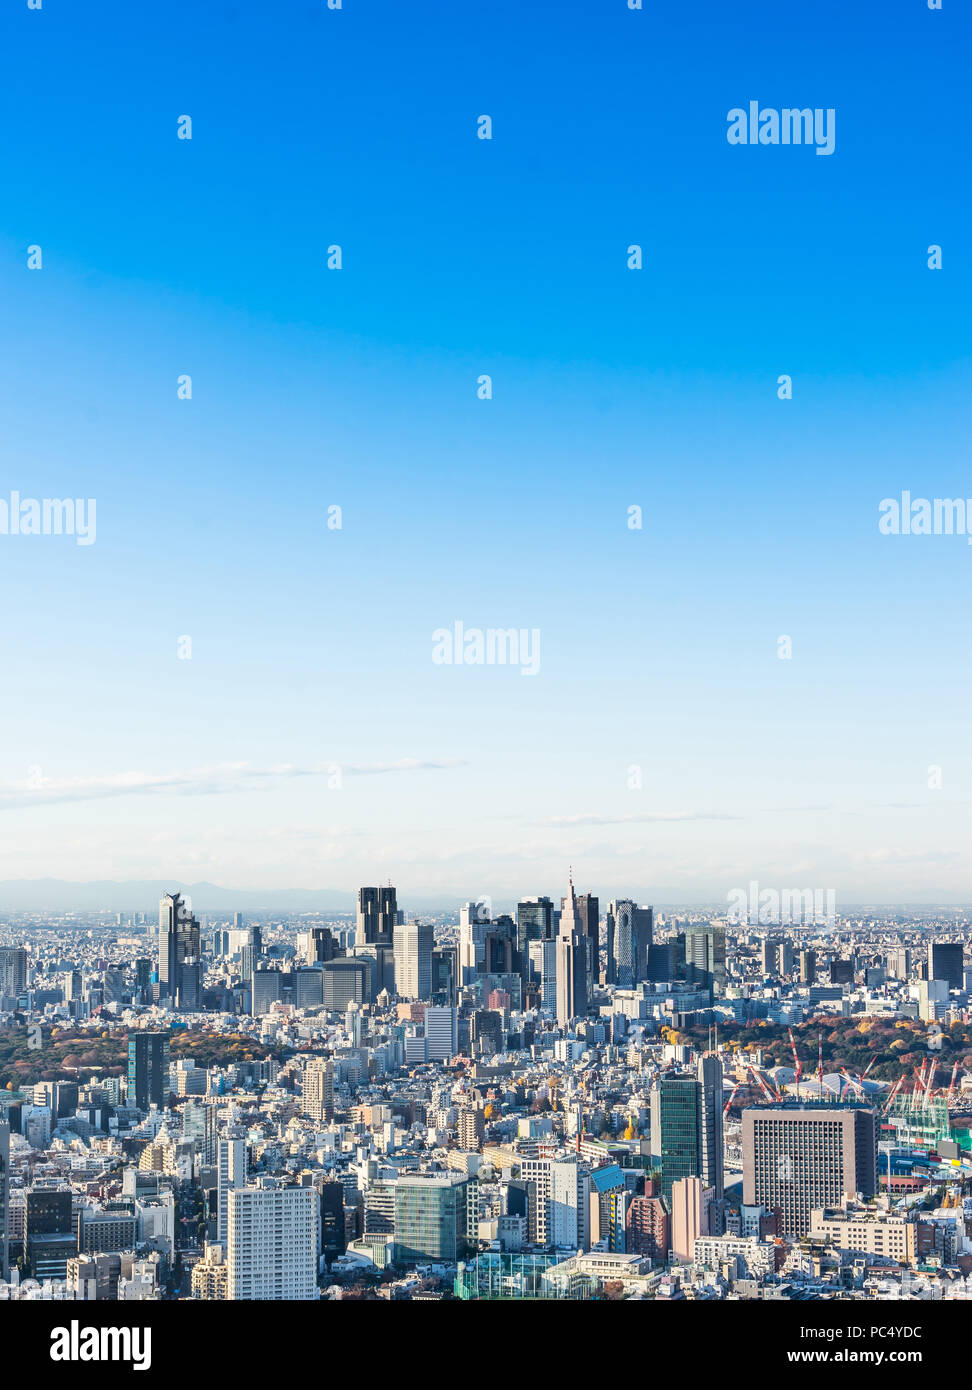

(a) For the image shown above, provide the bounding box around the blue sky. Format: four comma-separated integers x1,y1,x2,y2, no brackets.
0,0,969,904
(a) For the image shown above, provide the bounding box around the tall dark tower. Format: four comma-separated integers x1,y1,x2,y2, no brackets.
158,892,201,1008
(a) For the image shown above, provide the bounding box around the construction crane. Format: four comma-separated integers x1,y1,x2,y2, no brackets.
881,1076,904,1115
946,1059,961,1108
787,1027,803,1098
747,1064,779,1106
817,1031,824,1089
722,1082,742,1118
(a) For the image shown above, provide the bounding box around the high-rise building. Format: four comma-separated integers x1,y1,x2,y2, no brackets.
301,1059,334,1125
571,893,599,986
556,874,588,1026
158,891,201,1009
0,947,28,999
356,885,397,947
606,900,653,988
649,1072,702,1203
929,942,963,992
393,920,434,1000
0,1124,8,1281
516,895,556,964
430,945,457,1004
182,1101,217,1166
226,1184,319,1300
218,1139,248,1247
741,1106,878,1237
394,1173,471,1264
683,923,726,995
799,949,817,982
127,1032,170,1111
697,1054,724,1216
425,1005,458,1061
322,959,370,1009
458,1106,486,1151
670,1175,710,1261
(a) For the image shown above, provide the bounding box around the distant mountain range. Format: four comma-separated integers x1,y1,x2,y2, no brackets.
0,880,357,913
0,879,966,916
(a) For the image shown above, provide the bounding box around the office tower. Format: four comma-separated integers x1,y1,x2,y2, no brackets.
741,1106,878,1237
66,970,83,1002
571,893,599,984
683,923,726,995
356,885,397,946
322,959,370,1009
929,942,963,992
459,909,489,984
26,1188,75,1279
158,891,201,1007
516,896,556,955
607,900,635,988
309,926,335,963
425,1005,458,1061
431,945,457,1004
550,1158,591,1251
918,978,949,1022
799,949,817,982
301,1059,334,1125
0,946,28,998
127,1032,170,1110
394,1173,471,1264
470,1009,503,1057
887,946,911,981
393,920,434,1000
649,1072,702,1203
645,940,676,984
103,966,125,1004
830,958,855,985
218,1139,248,1246
528,938,557,1010
251,967,283,1016
240,943,257,982
321,1181,347,1258
182,1101,217,1166
0,1124,8,1281
556,874,588,1025
697,1054,725,1212
226,1185,319,1300
134,958,152,997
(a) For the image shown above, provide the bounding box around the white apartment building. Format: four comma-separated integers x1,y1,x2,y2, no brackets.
226,1185,319,1300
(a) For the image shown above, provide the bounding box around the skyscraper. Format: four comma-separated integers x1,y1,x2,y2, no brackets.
218,1138,248,1247
697,1053,725,1229
394,1173,471,1264
742,1106,878,1237
0,1124,8,1282
393,920,434,1000
0,947,28,999
607,900,653,988
226,1184,319,1300
356,884,397,946
556,873,588,1026
929,942,963,992
571,893,599,984
158,891,201,1009
127,1031,170,1110
649,1072,702,1204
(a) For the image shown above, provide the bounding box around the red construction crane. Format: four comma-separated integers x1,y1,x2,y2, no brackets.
787,1027,803,1097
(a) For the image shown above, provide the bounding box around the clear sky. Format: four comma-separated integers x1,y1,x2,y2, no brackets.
0,0,969,906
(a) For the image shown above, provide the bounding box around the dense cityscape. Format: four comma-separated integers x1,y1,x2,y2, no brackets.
1,880,971,1304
